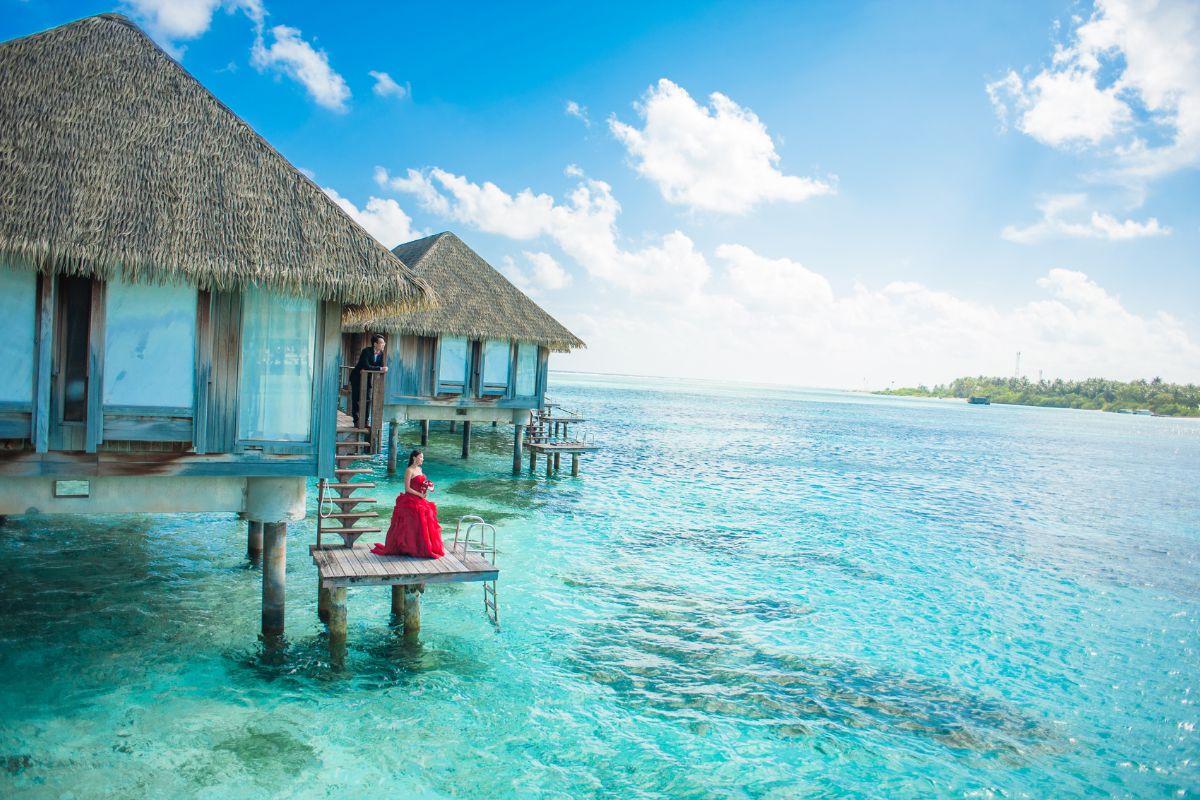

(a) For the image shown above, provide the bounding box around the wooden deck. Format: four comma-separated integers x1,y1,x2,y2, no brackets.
311,542,499,589
526,440,599,454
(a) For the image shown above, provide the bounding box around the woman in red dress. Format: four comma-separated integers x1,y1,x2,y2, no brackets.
371,449,444,558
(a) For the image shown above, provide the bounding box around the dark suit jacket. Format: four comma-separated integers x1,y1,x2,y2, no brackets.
350,347,385,384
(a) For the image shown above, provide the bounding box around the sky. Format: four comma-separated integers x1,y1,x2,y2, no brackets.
3,0,1199,389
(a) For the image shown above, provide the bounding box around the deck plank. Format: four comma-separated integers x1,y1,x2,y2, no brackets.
311,542,498,588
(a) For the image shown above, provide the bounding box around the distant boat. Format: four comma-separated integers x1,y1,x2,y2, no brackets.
967,396,991,405
1133,409,1152,416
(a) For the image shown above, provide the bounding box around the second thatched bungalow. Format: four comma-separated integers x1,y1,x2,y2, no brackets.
344,232,584,471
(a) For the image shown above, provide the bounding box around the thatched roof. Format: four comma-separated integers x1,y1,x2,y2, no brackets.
348,232,584,352
0,14,432,314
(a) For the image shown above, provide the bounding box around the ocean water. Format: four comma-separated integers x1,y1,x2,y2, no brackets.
1,373,1198,799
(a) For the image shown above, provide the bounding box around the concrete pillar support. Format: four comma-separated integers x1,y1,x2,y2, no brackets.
261,522,287,638
386,420,399,475
403,584,423,637
318,578,332,624
391,584,406,617
247,520,263,561
512,424,524,475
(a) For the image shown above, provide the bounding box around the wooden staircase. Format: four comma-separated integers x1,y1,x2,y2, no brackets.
317,426,381,548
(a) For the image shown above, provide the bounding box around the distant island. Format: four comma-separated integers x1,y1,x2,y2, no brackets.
879,377,1200,417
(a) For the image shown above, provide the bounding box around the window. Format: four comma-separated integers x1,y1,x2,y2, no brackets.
103,278,196,408
0,269,36,405
514,342,538,397
238,290,316,441
481,339,510,396
437,336,468,394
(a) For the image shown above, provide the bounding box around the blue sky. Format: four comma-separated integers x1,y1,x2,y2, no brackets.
4,0,1198,387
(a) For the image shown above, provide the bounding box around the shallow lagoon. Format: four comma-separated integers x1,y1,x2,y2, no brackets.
1,374,1198,798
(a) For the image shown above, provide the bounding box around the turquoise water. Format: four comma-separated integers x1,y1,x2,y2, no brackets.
2,374,1198,798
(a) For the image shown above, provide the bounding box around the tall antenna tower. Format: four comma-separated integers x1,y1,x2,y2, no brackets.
1014,351,1021,379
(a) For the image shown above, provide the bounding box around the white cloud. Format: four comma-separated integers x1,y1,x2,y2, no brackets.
501,252,572,294
1002,193,1169,243
565,100,591,126
251,25,350,112
987,0,1200,177
321,187,422,248
123,0,263,55
609,78,834,213
370,70,408,100
564,258,1200,388
377,166,710,297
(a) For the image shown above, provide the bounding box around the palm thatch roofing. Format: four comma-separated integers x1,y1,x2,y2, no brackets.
0,13,432,316
347,232,585,352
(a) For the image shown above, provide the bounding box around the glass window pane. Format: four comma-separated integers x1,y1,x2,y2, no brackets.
482,339,510,390
0,269,36,405
103,278,196,408
238,290,316,442
515,342,537,396
438,336,467,386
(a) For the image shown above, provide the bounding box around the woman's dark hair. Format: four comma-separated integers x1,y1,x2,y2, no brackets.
371,334,386,345
407,449,423,467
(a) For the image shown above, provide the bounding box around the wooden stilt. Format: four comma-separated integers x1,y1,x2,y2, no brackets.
571,453,580,476
261,522,286,638
554,451,561,470
328,587,348,646
461,421,472,459
420,419,429,446
247,520,263,561
546,453,553,477
449,421,456,433
391,584,405,617
512,424,524,475
492,421,497,428
318,578,332,624
403,584,423,636
529,449,537,472
386,420,399,475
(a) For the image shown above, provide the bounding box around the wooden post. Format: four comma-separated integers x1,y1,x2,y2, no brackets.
403,584,423,637
318,577,332,623
391,585,405,617
512,424,524,475
247,520,263,561
571,453,580,476
386,420,399,475
546,453,553,477
420,419,429,446
529,449,537,472
461,421,472,459
328,587,348,645
554,452,561,471
492,421,497,428
261,522,286,639
449,421,456,433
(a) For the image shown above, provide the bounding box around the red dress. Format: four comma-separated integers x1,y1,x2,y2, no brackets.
371,475,444,558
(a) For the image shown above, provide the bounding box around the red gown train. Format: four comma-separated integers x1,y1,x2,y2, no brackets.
371,475,444,558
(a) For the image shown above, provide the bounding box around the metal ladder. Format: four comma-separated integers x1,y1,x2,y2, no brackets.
453,515,499,628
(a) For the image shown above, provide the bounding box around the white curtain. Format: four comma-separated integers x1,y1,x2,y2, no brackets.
0,269,36,405
238,289,316,441
103,277,196,408
482,339,510,391
438,336,468,388
515,342,538,396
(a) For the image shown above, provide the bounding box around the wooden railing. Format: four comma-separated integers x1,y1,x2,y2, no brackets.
338,365,385,454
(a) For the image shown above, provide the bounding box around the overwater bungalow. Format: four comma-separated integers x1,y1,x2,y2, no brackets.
342,232,585,472
0,14,434,637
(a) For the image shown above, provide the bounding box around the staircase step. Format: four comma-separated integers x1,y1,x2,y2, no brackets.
337,440,371,449
320,526,382,535
329,496,378,505
333,468,372,477
324,482,375,489
338,427,370,434
323,511,379,520
335,454,368,462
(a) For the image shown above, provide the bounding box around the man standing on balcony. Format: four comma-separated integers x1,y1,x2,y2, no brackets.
350,334,388,428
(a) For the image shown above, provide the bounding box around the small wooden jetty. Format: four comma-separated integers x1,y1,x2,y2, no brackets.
524,403,599,476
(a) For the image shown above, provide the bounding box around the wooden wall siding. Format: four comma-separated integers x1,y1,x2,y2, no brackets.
536,346,549,407
103,413,193,442
205,291,242,453
32,273,54,452
0,449,317,478
84,279,107,453
382,336,548,409
315,301,341,478
0,412,31,440
193,290,212,454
